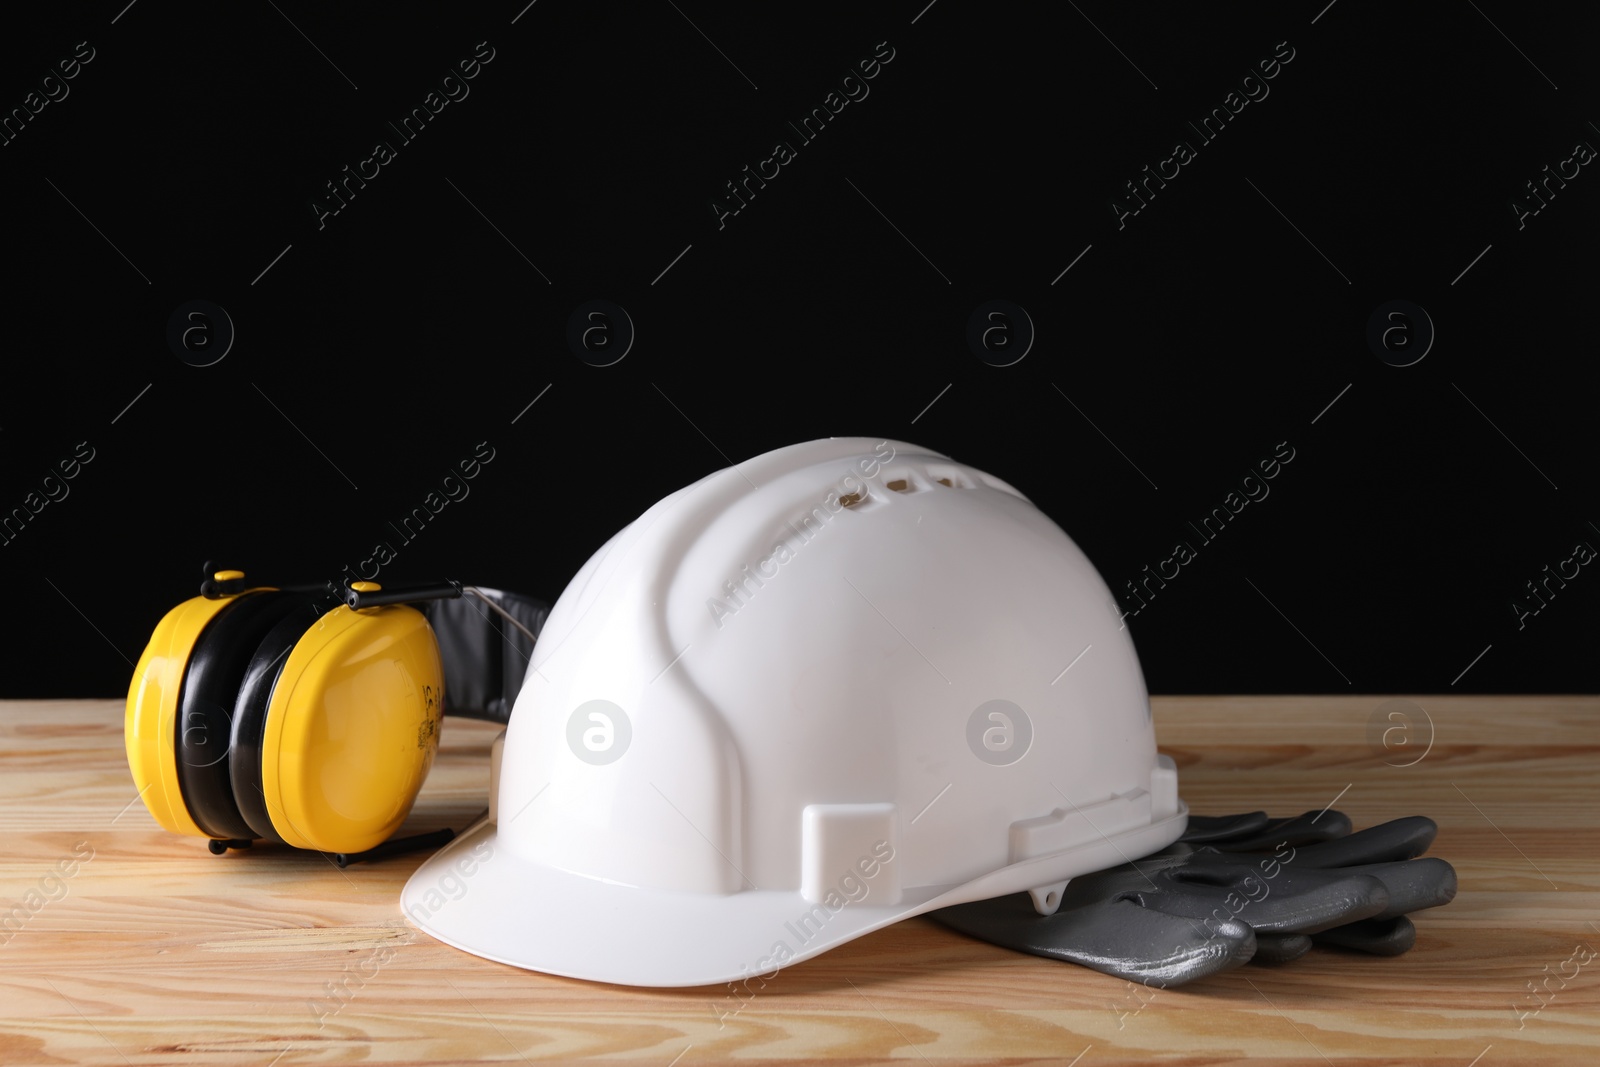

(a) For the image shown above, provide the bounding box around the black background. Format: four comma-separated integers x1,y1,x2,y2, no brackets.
2,1,1595,698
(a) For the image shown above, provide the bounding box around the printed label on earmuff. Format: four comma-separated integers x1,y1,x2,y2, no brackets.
417,684,442,749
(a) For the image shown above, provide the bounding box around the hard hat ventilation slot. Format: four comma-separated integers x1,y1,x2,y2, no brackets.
885,478,913,493
839,491,866,508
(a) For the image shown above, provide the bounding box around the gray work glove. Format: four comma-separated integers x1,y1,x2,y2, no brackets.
927,810,1457,986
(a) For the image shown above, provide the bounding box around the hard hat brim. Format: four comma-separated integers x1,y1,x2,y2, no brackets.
401,805,1188,988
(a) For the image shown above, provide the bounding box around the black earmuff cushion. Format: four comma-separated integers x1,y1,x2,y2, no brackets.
425,588,548,723
229,595,328,842
174,590,307,840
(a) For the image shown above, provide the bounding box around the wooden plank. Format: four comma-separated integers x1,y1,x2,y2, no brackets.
0,698,1595,1064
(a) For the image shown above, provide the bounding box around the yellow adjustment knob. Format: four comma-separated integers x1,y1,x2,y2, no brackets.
350,581,382,593
213,570,245,582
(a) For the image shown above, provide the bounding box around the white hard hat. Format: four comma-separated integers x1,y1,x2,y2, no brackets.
402,437,1185,986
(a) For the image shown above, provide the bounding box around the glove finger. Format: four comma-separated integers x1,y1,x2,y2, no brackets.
1311,916,1416,955
1337,857,1457,919
1178,811,1353,851
1209,809,1353,851
1275,816,1438,869
1051,845,1243,907
1250,932,1313,963
1051,858,1189,909
929,893,1256,986
1179,811,1272,843
1153,861,1390,935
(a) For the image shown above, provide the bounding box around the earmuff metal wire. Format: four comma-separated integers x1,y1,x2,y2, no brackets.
460,586,540,657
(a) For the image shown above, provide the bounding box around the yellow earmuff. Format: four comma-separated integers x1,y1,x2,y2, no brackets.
125,570,445,856
256,584,443,852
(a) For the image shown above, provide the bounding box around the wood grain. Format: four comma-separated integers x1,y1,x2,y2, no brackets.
0,697,1595,1065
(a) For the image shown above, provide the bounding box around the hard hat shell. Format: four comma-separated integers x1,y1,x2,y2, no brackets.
402,437,1184,986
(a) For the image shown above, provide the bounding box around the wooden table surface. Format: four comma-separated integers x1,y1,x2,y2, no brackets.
1,696,1595,1066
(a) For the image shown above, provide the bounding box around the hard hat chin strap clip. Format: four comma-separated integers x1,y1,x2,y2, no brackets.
1029,880,1070,916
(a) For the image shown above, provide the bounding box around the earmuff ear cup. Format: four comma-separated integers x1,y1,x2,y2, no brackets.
230,596,444,853
230,597,327,843
126,594,235,838
174,590,308,840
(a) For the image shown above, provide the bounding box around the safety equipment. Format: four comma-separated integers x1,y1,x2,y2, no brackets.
125,566,546,858
929,808,1458,985
402,436,1187,987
